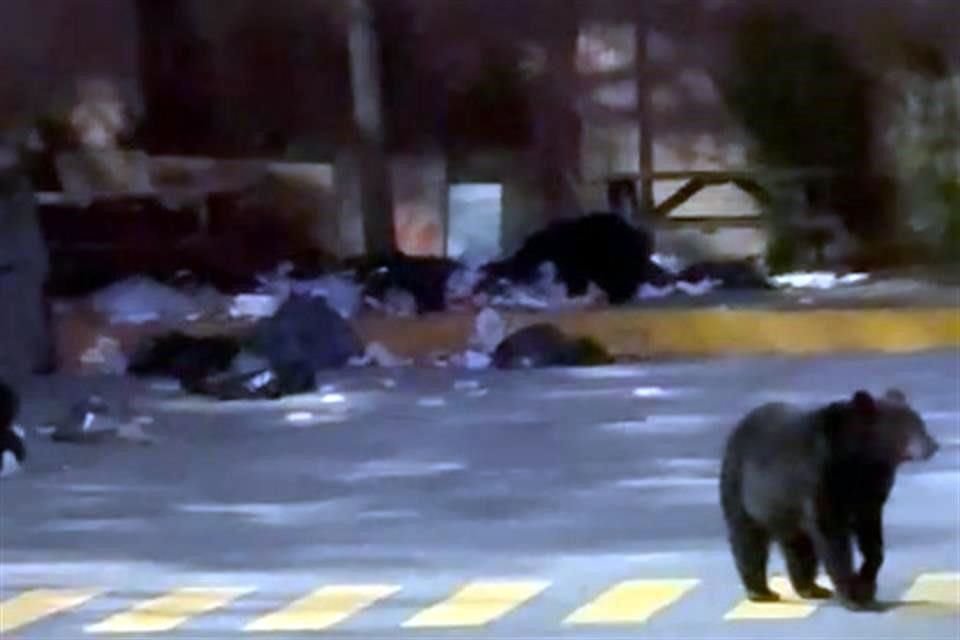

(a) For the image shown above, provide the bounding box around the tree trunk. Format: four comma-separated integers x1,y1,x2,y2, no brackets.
134,0,217,155
634,8,655,220
535,0,582,219
347,0,396,256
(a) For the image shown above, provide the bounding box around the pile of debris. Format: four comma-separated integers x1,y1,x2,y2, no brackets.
48,211,872,397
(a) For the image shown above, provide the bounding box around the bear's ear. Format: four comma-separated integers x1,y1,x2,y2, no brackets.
884,388,907,404
852,390,877,417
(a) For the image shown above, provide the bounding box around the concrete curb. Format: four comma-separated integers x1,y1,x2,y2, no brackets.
353,307,960,359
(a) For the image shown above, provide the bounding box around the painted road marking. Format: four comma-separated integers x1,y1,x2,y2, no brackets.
564,579,699,625
85,587,253,634
900,573,960,615
0,588,101,633
245,584,400,632
724,576,825,620
402,581,550,628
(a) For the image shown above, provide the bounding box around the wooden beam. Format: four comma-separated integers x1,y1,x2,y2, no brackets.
653,177,705,217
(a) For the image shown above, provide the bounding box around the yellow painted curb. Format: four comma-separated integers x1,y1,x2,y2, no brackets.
353,307,960,359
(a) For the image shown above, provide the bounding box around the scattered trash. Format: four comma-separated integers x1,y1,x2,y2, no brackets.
89,276,221,325
675,278,719,296
349,342,412,368
79,335,128,375
637,283,676,300
184,363,316,401
445,262,485,308
453,379,481,391
650,253,684,275
463,350,492,369
470,307,507,354
43,396,156,445
380,378,397,389
417,396,447,408
466,388,489,398
229,293,283,319
486,262,607,311
255,266,363,319
298,273,363,319
381,287,418,317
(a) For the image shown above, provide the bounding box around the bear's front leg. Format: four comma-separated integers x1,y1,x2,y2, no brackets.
809,499,864,610
853,507,884,603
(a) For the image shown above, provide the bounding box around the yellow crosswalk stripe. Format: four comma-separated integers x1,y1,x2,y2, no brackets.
85,587,253,634
244,584,400,632
402,580,550,628
900,572,960,615
0,588,101,633
724,576,829,620
564,579,699,625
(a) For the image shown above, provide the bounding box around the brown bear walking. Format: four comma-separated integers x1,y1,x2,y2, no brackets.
719,388,939,610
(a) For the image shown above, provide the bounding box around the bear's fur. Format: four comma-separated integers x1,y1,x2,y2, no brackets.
482,213,654,304
719,388,939,610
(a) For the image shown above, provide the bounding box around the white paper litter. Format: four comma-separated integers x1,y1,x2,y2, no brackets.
675,278,720,296
229,293,283,319
348,342,413,368
637,283,676,300
470,307,506,354
490,262,607,311
253,267,364,319
449,350,492,370
79,336,127,375
90,276,219,325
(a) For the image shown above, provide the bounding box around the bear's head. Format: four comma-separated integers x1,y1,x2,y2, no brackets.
842,388,940,465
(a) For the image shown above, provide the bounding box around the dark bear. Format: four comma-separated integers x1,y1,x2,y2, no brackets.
719,388,939,610
127,332,241,384
492,323,614,369
481,212,654,305
349,252,461,314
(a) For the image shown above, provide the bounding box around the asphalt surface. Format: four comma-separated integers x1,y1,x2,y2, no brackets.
1,350,959,639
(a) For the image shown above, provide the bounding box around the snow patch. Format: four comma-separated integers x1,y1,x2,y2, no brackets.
0,451,22,478
615,475,715,489
344,460,466,481
772,271,869,290
632,386,670,398
565,366,648,380
417,396,447,408
601,414,714,435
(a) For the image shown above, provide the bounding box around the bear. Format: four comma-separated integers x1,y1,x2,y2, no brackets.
719,388,939,610
480,212,654,305
491,323,614,369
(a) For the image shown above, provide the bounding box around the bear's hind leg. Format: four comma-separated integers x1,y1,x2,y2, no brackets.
782,533,833,599
728,515,779,602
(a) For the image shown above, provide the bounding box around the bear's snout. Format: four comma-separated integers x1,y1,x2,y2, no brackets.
904,433,939,462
